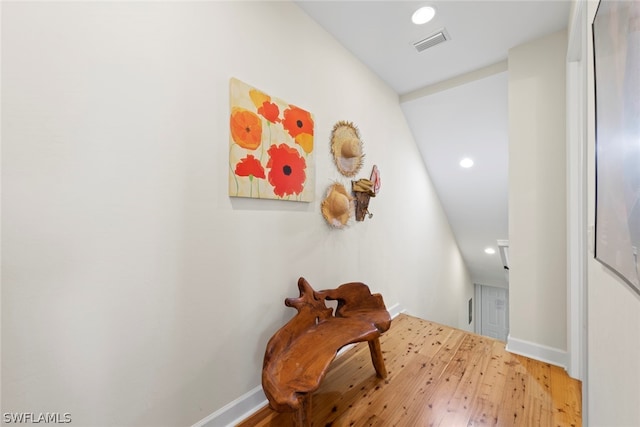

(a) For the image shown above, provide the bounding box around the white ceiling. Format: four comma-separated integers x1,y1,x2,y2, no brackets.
296,0,571,288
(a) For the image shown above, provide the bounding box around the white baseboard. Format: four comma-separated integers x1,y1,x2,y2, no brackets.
193,303,406,427
506,334,568,370
191,385,267,427
387,302,406,319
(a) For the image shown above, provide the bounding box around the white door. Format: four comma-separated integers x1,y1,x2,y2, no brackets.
480,285,509,342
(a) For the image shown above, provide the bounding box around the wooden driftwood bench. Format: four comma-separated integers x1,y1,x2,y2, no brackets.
262,277,391,426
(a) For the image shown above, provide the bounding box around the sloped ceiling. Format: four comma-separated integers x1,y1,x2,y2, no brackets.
296,0,571,287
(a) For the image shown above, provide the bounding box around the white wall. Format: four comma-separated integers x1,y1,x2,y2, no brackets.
586,1,640,424
508,31,568,357
1,2,473,426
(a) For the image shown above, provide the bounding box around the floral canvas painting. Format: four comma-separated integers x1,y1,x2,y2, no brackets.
229,78,315,202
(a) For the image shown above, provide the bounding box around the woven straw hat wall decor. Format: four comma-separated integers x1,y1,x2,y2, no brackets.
320,183,354,228
330,121,364,177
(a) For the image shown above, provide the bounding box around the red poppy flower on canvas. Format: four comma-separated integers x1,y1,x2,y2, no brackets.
235,155,266,179
266,144,307,197
282,105,314,138
229,78,314,202
282,106,314,154
258,102,280,124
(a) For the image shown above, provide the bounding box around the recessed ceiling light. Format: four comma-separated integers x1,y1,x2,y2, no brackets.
459,158,474,168
484,247,496,255
412,6,436,25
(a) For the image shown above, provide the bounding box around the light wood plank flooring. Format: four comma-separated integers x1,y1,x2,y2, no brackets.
238,314,581,426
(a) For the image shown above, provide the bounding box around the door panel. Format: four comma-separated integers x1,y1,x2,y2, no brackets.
480,285,509,342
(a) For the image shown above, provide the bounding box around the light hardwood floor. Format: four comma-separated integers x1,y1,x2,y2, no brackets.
238,314,582,427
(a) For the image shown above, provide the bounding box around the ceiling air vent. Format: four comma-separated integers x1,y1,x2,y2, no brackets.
413,28,450,53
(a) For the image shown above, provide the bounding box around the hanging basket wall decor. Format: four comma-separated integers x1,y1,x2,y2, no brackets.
352,178,375,221
352,165,380,221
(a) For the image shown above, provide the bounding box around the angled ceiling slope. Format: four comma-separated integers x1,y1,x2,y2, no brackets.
296,1,571,287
